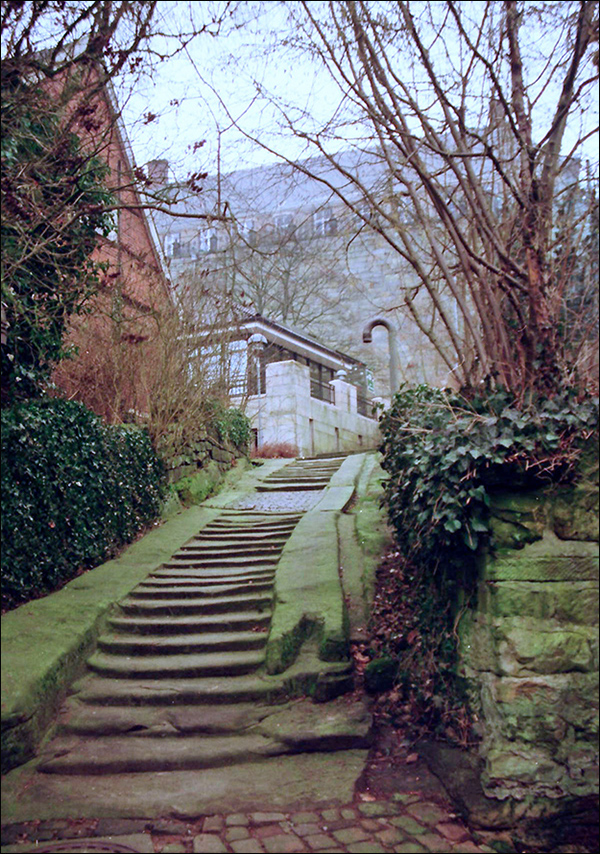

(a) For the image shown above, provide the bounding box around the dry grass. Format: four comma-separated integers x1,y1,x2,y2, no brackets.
251,442,298,459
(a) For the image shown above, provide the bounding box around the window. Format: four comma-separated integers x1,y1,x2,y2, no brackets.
198,228,218,253
275,212,294,232
164,232,180,257
199,339,248,395
313,207,338,236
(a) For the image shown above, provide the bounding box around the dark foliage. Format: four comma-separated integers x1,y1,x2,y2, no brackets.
1,398,166,610
1,73,114,404
379,383,599,574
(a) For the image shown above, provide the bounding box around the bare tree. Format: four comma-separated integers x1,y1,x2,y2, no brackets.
205,0,599,398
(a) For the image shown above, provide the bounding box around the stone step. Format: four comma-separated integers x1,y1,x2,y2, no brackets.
73,673,285,706
117,593,272,616
179,541,287,553
203,519,301,531
162,555,279,568
107,611,271,635
139,573,275,587
147,568,276,582
37,733,283,775
173,546,284,559
58,701,272,737
97,630,268,656
255,482,328,492
87,648,266,679
129,580,273,599
187,533,291,543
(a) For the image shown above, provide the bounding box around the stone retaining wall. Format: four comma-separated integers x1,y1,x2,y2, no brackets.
459,478,599,815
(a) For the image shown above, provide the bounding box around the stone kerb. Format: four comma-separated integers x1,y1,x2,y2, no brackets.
265,454,367,679
459,488,599,815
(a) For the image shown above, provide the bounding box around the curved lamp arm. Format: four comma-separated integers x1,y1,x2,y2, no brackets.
362,317,399,397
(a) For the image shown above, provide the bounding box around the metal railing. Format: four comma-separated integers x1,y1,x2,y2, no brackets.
310,378,335,404
357,395,377,419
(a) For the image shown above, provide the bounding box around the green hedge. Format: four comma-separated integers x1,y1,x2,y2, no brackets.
1,398,166,610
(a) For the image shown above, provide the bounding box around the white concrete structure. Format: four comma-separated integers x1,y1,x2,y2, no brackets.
238,360,380,456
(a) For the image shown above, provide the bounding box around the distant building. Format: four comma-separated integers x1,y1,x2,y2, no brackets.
197,312,380,455
147,152,456,399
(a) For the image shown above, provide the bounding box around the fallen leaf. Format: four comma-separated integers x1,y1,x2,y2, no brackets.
405,753,419,764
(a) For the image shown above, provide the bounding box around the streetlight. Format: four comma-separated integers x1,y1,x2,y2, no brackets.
362,317,399,398
247,333,267,448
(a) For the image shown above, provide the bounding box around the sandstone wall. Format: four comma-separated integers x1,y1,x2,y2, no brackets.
459,480,599,814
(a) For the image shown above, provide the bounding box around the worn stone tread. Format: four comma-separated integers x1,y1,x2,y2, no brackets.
97,631,268,655
87,648,266,678
73,673,286,706
37,733,285,774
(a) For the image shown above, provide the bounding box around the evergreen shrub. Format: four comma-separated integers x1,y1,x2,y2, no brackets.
1,398,166,609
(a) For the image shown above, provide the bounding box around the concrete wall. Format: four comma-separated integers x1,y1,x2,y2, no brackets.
240,360,380,455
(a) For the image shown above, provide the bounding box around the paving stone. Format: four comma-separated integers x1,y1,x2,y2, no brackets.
452,843,486,853
161,843,188,853
230,839,266,854
418,832,453,852
332,826,371,844
389,815,427,835
406,802,451,826
255,824,288,839
203,816,225,833
347,843,387,854
321,809,341,822
394,843,429,854
340,808,357,820
437,823,469,842
291,823,322,837
303,833,339,850
226,814,251,827
193,834,229,853
226,826,252,841
249,813,287,824
360,818,382,831
393,793,422,804
262,833,306,853
377,826,409,845
357,802,399,817
290,812,320,824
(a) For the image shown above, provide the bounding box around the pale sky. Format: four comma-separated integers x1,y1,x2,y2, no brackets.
116,0,599,181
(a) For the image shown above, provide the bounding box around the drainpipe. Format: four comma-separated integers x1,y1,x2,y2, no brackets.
362,317,400,398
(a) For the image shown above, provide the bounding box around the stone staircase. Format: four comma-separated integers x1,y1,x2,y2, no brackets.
36,456,365,778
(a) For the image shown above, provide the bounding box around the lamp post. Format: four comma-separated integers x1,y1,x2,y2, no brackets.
247,333,267,449
362,317,399,398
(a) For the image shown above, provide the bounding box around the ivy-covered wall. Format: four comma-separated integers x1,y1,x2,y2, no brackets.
459,480,599,816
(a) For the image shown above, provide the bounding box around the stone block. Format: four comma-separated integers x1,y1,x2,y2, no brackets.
487,581,599,625
552,490,599,542
483,532,599,582
495,619,596,675
484,746,565,786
